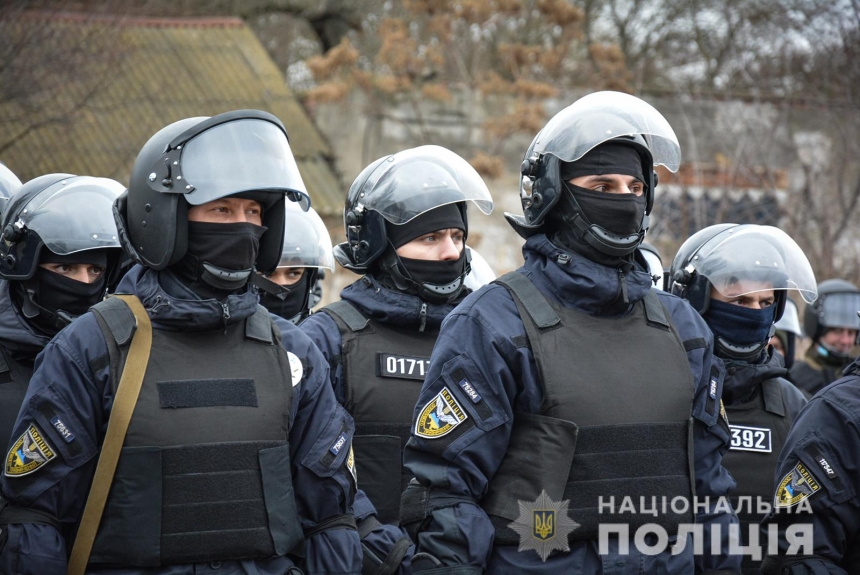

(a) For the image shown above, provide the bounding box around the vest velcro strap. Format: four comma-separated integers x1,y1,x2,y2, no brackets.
92,295,138,346
245,305,274,344
761,378,785,417
643,289,670,329
326,300,371,332
357,514,383,540
303,513,358,540
0,501,62,531
369,537,412,575
493,272,560,330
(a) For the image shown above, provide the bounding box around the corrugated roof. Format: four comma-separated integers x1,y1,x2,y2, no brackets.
0,12,343,216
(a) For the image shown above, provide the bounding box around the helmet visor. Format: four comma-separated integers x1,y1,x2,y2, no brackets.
180,119,310,210
21,177,123,254
533,91,681,172
279,203,334,270
691,226,818,303
819,292,860,330
359,145,494,225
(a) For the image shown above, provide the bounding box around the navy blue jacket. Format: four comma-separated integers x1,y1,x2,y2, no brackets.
0,265,362,575
300,275,456,573
761,357,860,574
721,351,807,418
402,235,740,574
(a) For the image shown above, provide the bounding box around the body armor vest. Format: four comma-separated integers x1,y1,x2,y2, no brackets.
483,272,696,544
0,346,35,454
87,297,302,567
723,378,794,575
322,300,437,524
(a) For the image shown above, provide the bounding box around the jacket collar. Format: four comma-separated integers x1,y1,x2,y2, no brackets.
0,280,52,359
722,349,788,404
340,275,455,330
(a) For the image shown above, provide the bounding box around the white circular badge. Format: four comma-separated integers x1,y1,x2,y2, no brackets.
287,352,303,387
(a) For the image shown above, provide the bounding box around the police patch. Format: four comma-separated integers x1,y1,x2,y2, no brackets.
5,424,56,477
415,387,468,438
774,462,821,508
346,446,358,485
287,352,303,387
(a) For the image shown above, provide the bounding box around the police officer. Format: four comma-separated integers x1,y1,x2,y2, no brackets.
670,223,817,573
401,92,740,573
789,279,860,397
0,111,361,575
259,202,334,323
760,360,860,573
0,174,125,452
300,145,494,573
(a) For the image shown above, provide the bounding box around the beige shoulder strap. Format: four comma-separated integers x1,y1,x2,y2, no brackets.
67,294,152,575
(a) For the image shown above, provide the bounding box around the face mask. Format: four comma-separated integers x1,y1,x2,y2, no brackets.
704,299,775,346
400,249,466,286
18,267,107,335
564,182,646,236
259,272,311,322
172,221,267,295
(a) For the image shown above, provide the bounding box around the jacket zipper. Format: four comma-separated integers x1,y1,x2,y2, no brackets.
419,302,428,332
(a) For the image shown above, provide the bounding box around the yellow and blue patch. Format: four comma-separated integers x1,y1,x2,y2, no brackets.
774,462,821,508
415,387,468,439
5,424,56,477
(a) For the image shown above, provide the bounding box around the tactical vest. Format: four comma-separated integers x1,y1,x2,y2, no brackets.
322,300,437,524
483,272,696,544
0,346,35,454
87,297,302,567
723,379,794,575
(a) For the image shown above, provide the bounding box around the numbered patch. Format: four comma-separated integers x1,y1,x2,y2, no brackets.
5,424,57,477
415,387,468,438
378,353,430,381
729,425,772,453
775,462,821,508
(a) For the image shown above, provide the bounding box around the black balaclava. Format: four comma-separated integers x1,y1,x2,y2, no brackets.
550,142,647,268
16,249,109,336
170,221,266,301
259,270,312,322
375,203,469,304
704,298,776,361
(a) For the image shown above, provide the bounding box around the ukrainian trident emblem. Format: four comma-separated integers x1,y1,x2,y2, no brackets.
509,490,580,561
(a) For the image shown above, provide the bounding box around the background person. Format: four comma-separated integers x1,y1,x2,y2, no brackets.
770,299,803,369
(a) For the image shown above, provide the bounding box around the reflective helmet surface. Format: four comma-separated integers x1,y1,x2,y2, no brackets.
670,224,817,320
0,175,124,280
775,298,802,337
0,162,22,199
118,110,309,273
463,247,496,292
803,278,860,341
507,91,681,237
335,145,494,271
638,242,664,290
277,203,334,271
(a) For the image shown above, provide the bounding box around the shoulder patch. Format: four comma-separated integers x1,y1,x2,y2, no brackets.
720,400,729,426
346,445,358,485
415,387,468,438
5,424,57,477
774,462,821,508
287,351,303,386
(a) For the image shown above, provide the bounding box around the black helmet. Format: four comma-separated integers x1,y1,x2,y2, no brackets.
0,174,124,281
803,279,860,343
115,110,310,274
0,162,21,199
507,91,681,256
333,145,493,301
671,223,818,360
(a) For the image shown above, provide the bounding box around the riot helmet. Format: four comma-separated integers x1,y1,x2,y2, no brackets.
803,279,860,343
0,174,124,332
507,91,681,258
772,298,802,368
463,247,496,292
671,224,817,361
259,203,334,322
333,145,493,303
115,110,310,285
638,242,665,290
0,162,22,199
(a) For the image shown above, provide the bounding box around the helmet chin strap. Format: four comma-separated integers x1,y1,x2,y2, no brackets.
715,324,776,363
377,247,471,304
559,192,647,257
20,287,76,330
